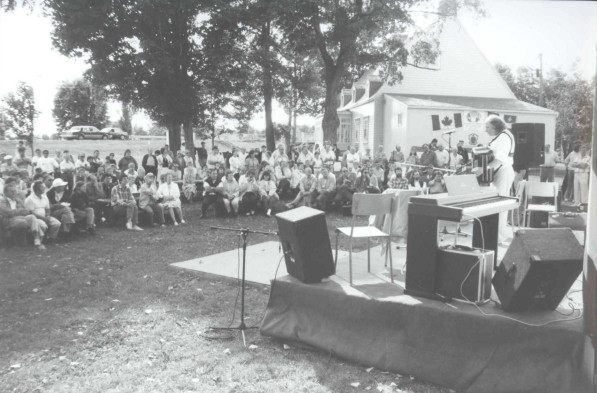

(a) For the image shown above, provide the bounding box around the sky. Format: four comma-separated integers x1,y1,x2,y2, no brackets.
0,0,595,135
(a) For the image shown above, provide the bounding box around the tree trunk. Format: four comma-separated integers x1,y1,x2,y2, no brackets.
286,106,292,152
260,21,275,152
167,121,181,152
322,67,342,145
183,118,195,160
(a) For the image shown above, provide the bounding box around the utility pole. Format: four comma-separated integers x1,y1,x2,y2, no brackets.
538,53,545,107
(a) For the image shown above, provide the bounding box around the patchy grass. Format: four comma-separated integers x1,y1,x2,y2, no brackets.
0,203,449,393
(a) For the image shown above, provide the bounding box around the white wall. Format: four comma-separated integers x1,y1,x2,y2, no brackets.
350,102,375,153
383,97,409,155
406,108,557,150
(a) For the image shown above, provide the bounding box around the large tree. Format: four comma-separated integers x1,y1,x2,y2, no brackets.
277,0,482,144
2,81,37,153
52,78,109,130
48,0,231,153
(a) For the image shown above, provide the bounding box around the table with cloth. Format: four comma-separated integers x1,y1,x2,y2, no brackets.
369,188,422,239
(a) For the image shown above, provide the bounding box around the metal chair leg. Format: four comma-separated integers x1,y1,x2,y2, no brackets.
367,237,371,272
388,237,394,283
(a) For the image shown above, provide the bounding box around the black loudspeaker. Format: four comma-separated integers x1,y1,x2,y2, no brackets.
511,123,545,169
453,113,463,128
436,247,494,302
275,206,335,283
492,228,584,312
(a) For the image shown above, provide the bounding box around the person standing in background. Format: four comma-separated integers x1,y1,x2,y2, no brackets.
540,144,559,182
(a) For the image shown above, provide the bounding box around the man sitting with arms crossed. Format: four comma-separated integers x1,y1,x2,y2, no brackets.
0,180,47,250
25,180,61,243
286,166,316,208
111,175,143,231
139,173,165,226
333,166,357,206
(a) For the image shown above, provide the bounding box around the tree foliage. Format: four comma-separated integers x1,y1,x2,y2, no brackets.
2,81,37,149
52,78,109,130
496,63,594,148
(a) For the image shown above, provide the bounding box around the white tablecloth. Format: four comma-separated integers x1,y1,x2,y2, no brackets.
369,188,422,238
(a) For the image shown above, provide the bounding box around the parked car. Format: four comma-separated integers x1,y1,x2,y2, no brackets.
101,127,129,140
61,126,105,140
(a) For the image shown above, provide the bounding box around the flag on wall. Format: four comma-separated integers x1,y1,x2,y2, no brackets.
504,115,517,124
431,115,441,131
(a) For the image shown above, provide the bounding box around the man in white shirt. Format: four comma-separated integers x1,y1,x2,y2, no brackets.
25,180,61,242
207,146,225,169
540,144,559,182
229,148,243,176
37,150,59,174
321,145,336,168
314,167,336,210
297,145,314,167
346,146,360,168
434,144,450,168
570,145,590,205
485,115,515,243
271,144,288,167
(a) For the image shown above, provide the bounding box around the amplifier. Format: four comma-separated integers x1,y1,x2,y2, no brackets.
436,247,495,303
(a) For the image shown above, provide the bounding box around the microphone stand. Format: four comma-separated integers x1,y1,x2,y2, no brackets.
208,226,277,346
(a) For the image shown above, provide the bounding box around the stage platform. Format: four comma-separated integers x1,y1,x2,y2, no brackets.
260,245,589,393
171,236,588,393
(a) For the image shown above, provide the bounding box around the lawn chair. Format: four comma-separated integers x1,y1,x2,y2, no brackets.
334,193,394,285
523,181,558,227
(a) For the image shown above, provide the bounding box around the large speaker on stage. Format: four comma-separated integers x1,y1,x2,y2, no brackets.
511,123,545,169
492,228,584,312
275,207,335,283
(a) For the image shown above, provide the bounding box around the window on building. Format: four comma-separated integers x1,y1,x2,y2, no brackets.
362,117,370,143
340,118,351,143
354,118,361,142
397,113,403,127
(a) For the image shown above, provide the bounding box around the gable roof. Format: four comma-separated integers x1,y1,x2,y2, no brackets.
387,94,558,115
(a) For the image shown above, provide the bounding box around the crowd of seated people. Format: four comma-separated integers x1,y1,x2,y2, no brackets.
0,139,469,249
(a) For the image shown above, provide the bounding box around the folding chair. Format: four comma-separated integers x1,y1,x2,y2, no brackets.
523,181,558,227
334,193,394,285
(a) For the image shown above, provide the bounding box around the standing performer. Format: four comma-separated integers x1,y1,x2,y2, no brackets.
484,115,515,243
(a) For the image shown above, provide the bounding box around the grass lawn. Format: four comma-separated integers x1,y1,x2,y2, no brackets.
0,203,450,393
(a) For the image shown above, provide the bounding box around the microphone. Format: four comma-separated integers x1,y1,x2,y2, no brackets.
442,129,457,135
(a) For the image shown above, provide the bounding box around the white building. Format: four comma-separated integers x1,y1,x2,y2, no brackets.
314,19,557,154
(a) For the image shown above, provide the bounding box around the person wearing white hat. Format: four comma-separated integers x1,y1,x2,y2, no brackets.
1,155,19,177
46,178,76,236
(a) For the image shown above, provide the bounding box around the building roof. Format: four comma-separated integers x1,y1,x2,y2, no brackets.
387,94,558,115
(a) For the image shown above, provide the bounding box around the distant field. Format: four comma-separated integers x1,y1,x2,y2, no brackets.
0,138,264,163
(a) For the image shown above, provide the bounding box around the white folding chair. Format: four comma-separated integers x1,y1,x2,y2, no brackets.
523,181,558,227
334,193,394,285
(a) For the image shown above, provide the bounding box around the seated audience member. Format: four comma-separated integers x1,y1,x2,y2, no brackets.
239,170,260,215
388,167,409,190
427,171,447,194
322,144,336,168
334,166,357,206
229,148,243,178
158,173,185,225
127,175,138,193
118,149,138,172
372,164,386,190
124,162,138,178
1,155,19,177
87,156,99,174
0,182,47,250
101,172,117,196
111,175,143,231
14,147,32,175
275,160,293,200
74,166,87,184
75,153,89,171
170,163,182,181
216,166,226,184
107,152,117,166
355,167,380,194
142,149,159,176
201,169,223,219
24,180,61,243
313,167,336,210
207,146,225,169
138,173,165,226
15,173,29,199
174,151,186,172
287,161,302,198
46,178,76,236
313,151,323,175
37,150,59,174
85,174,110,224
70,181,96,233
219,170,240,216
259,171,278,216
197,165,209,180
297,145,314,167
182,166,198,201
245,150,260,175
408,170,427,190
286,166,316,208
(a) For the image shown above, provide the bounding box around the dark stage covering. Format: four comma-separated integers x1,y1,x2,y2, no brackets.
260,275,591,393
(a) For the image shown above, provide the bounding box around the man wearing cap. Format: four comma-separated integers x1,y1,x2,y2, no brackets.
196,141,208,168
0,181,47,250
46,178,76,236
1,155,19,177
111,175,143,230
37,150,59,174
